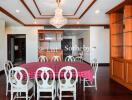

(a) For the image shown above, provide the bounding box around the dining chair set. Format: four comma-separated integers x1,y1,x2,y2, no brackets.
4,56,98,100
39,55,83,62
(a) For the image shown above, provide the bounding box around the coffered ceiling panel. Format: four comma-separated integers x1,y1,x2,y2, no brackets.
0,0,34,24
0,0,125,26
22,0,94,18
34,0,82,16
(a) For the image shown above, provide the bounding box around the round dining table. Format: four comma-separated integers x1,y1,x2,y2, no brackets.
21,61,93,82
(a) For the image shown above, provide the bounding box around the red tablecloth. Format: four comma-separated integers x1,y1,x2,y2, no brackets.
21,61,93,81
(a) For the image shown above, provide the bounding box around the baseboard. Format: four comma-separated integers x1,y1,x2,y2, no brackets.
0,70,4,75
98,63,110,66
83,60,109,66
83,60,90,64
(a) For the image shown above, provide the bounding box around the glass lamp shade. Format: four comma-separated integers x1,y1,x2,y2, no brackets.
49,7,67,28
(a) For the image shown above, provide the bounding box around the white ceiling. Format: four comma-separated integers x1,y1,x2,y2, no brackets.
0,0,125,26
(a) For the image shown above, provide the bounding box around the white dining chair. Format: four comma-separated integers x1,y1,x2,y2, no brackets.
35,67,56,100
75,56,83,83
75,56,83,62
65,55,75,62
83,59,98,91
51,56,61,62
57,66,78,100
4,60,14,96
9,67,34,100
39,56,48,62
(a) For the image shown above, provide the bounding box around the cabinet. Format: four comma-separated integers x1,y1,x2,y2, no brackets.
111,58,125,81
38,30,64,60
38,49,63,61
125,61,132,84
38,30,63,42
108,1,132,90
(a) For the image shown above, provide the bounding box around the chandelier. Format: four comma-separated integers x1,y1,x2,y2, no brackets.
49,0,67,28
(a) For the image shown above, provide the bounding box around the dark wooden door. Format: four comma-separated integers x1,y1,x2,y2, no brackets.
7,34,26,63
61,39,72,59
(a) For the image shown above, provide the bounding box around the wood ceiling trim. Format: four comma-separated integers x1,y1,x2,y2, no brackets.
25,24,109,27
0,3,109,27
106,0,132,14
106,1,125,14
33,0,41,15
38,30,64,33
35,17,79,20
20,0,96,19
79,0,96,19
20,0,35,18
0,7,25,25
74,0,84,15
21,0,78,19
33,0,84,16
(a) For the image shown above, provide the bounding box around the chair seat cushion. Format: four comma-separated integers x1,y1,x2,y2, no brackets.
12,80,34,91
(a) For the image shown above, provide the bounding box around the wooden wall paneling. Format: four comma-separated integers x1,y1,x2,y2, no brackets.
125,46,132,59
109,1,132,90
110,58,114,76
112,59,125,80
124,5,132,18
125,61,132,84
124,32,132,46
125,18,132,32
124,5,132,60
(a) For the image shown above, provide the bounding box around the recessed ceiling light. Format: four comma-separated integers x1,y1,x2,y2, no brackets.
95,10,100,14
16,9,20,13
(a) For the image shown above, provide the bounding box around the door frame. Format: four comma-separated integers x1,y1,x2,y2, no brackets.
7,34,26,63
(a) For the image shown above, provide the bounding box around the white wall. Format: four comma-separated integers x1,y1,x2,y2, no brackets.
6,26,44,63
77,30,90,62
90,26,110,63
0,24,109,72
76,27,110,63
0,20,7,71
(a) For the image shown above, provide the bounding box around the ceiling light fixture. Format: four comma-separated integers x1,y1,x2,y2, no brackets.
16,9,20,13
95,10,100,14
49,0,67,28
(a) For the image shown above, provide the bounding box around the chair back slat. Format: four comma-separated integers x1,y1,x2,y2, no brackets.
65,55,75,62
51,56,61,62
4,60,13,79
39,56,48,62
58,66,78,87
35,67,55,88
75,57,83,62
9,67,29,88
91,58,98,76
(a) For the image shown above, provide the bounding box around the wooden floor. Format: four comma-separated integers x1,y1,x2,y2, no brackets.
0,67,132,100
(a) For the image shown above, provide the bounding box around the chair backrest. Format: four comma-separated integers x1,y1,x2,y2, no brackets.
8,60,14,68
51,56,61,62
4,60,13,79
35,67,55,88
39,56,48,62
9,67,29,88
75,56,83,62
91,58,98,76
58,66,78,88
65,55,75,62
